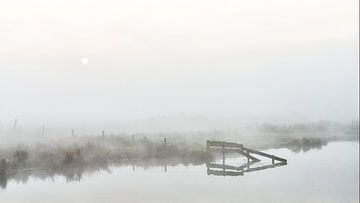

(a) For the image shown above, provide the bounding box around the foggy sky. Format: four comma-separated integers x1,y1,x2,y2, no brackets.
0,0,358,126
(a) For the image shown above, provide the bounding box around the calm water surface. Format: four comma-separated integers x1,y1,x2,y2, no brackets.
1,141,358,203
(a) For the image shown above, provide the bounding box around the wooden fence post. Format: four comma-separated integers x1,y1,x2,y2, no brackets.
222,141,225,172
163,138,167,157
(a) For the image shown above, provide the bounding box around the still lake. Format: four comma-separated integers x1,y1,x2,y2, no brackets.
0,141,358,203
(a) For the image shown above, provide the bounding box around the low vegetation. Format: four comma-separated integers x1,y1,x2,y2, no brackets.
0,136,212,189
0,120,357,188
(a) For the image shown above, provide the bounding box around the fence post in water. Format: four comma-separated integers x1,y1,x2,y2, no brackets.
164,138,167,152
163,138,167,171
272,155,275,164
222,141,225,174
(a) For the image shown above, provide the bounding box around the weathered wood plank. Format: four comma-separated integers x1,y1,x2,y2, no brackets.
237,149,260,161
207,140,287,163
237,160,258,170
243,147,287,163
243,162,287,173
206,160,258,171
207,140,243,148
207,169,244,176
207,148,241,153
206,163,241,171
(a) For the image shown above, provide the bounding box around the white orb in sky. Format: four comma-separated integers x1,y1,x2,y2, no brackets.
81,57,89,65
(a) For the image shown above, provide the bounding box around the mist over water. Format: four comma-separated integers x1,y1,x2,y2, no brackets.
0,0,358,202
0,142,358,203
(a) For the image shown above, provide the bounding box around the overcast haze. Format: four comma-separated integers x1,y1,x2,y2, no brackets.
0,0,358,126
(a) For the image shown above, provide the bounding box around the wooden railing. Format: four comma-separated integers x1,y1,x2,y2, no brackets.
206,140,287,176
206,140,287,164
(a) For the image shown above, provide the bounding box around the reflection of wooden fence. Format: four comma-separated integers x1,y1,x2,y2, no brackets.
206,140,287,176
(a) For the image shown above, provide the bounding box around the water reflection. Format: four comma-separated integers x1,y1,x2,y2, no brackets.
0,142,357,203
0,159,191,189
0,139,336,190
205,140,287,177
0,157,289,189
206,162,287,176
275,138,328,152
0,154,288,190
0,165,106,189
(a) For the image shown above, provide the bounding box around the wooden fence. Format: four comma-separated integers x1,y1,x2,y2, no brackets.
206,140,287,176
206,140,287,164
